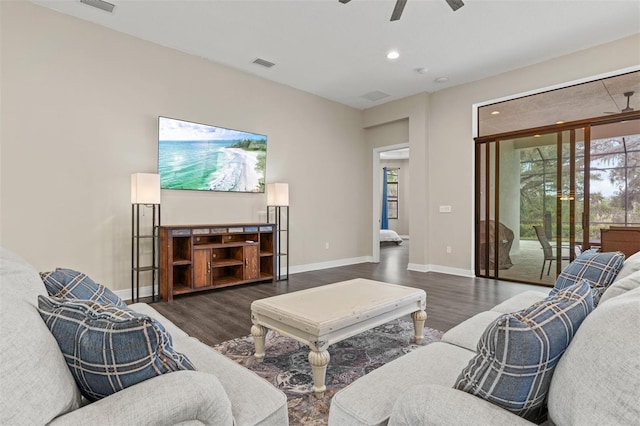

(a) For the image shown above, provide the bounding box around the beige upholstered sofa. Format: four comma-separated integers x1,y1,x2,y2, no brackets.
0,247,288,425
329,251,640,425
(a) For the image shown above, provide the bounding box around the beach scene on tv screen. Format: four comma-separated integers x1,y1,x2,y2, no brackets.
158,117,267,192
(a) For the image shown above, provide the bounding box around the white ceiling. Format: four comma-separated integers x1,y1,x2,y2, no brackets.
30,0,640,110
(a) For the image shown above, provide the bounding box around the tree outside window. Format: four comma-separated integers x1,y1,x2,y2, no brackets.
519,134,640,240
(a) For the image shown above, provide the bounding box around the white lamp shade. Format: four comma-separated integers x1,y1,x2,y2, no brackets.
131,173,161,204
267,183,289,206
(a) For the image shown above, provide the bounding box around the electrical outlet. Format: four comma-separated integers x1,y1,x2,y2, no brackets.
446,246,452,253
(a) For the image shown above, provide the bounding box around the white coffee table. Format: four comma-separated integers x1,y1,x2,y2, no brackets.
250,278,427,397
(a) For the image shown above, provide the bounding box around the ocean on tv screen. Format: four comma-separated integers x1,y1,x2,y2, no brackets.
158,117,267,193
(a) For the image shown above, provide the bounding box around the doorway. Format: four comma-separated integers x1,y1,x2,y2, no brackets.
372,143,409,263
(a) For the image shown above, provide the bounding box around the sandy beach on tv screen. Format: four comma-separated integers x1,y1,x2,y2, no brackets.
232,148,260,192
208,148,261,192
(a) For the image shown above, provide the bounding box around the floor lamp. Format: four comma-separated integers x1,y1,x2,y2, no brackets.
131,173,161,303
267,183,289,281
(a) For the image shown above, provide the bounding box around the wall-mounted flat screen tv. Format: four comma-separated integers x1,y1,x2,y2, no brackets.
158,116,267,192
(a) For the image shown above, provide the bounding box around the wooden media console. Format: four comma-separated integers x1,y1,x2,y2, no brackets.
160,223,276,302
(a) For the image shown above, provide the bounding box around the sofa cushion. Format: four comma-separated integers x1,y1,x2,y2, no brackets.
547,286,640,425
454,280,593,423
551,250,625,306
440,311,503,351
328,342,476,426
170,333,290,426
37,295,195,402
0,248,82,425
127,303,290,426
599,269,640,306
615,249,640,281
490,290,547,314
129,302,190,339
40,268,128,309
388,384,534,426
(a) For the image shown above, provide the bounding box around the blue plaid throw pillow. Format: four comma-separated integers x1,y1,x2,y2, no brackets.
551,250,625,306
454,280,594,423
40,268,128,309
37,295,195,401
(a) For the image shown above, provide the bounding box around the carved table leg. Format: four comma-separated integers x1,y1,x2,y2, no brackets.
251,324,267,361
411,309,427,344
308,349,330,398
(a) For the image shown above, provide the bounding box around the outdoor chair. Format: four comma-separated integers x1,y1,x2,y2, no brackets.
533,225,570,279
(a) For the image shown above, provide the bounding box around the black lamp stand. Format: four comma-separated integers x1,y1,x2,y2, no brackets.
131,203,160,303
267,205,289,281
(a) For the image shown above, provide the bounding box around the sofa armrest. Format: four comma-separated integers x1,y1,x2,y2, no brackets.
388,385,534,426
49,371,233,426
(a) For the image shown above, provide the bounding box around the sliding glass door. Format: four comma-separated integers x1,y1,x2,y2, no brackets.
476,130,583,285
475,117,639,286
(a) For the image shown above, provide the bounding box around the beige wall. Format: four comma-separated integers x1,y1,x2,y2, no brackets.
0,2,368,295
2,2,639,296
364,93,430,269
364,118,409,250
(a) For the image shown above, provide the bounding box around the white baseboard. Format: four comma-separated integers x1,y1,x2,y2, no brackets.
290,256,373,274
408,263,475,277
407,263,429,272
115,286,155,303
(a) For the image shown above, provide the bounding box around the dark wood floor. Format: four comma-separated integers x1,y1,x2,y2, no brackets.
151,242,543,347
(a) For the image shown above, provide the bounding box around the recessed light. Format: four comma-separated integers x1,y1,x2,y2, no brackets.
491,111,500,115
387,50,400,60
534,134,541,138
416,67,429,74
434,77,448,83
556,121,565,124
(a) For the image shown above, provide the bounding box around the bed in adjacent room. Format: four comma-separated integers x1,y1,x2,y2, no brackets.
380,229,403,245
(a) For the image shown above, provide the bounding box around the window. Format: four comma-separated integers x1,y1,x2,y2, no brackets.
386,168,399,219
589,135,640,228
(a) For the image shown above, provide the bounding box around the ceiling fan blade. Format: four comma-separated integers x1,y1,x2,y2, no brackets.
338,0,351,3
390,0,407,21
445,0,464,11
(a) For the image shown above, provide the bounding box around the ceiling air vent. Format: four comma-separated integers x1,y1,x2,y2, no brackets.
361,90,390,102
80,0,115,13
253,58,276,68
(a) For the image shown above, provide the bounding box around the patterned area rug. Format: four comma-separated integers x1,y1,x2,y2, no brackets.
213,318,443,425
